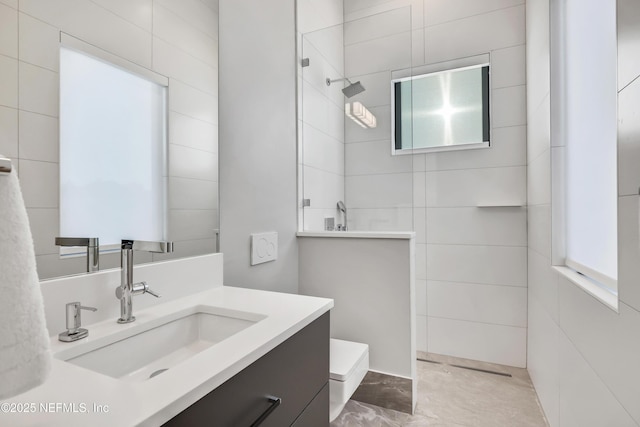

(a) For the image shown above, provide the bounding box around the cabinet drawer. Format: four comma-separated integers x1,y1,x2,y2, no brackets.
164,312,329,426
292,383,329,427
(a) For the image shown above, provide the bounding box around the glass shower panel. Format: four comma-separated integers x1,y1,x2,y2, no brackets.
299,23,346,231
341,5,414,232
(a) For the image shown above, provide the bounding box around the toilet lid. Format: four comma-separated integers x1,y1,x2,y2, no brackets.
330,338,369,381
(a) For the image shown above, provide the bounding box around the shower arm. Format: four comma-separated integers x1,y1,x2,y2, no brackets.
326,77,353,86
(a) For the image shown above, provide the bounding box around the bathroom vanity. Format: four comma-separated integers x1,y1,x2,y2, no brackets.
164,312,329,426
2,255,333,426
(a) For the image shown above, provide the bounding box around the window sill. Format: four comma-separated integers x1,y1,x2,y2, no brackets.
553,266,619,312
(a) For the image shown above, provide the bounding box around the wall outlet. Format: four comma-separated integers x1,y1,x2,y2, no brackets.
250,232,278,265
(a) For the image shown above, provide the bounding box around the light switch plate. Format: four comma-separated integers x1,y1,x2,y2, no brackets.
251,232,278,265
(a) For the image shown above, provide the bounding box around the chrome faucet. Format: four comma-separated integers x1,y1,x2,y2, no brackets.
55,237,100,272
115,239,174,324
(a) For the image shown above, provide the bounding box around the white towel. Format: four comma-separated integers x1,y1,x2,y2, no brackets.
0,168,51,399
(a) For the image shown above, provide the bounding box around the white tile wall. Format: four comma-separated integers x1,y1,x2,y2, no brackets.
424,6,525,64
303,124,344,176
0,0,17,9
347,207,413,231
528,249,558,322
345,140,412,176
153,3,216,67
169,79,217,124
426,207,526,246
169,177,218,210
527,295,560,427
558,277,640,424
0,105,18,157
0,55,18,108
19,111,58,162
339,0,528,365
303,165,344,209
346,173,413,208
344,6,411,46
491,44,526,89
527,149,551,206
345,31,412,77
427,281,527,327
169,143,218,182
19,159,58,208
302,38,345,108
21,0,153,68
423,0,524,27
528,93,551,162
558,330,638,427
302,80,344,142
153,37,217,95
427,244,527,286
424,126,527,171
27,208,59,256
425,166,526,207
169,112,218,153
428,316,527,367
18,62,58,117
618,196,640,311
155,0,217,39
618,0,640,91
527,0,640,424
0,4,18,58
304,23,344,73
18,13,59,72
298,0,343,35
492,85,527,128
4,0,219,279
617,75,640,197
528,203,551,257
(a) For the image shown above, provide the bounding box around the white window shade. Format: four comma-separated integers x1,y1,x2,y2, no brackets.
564,0,617,288
60,46,167,246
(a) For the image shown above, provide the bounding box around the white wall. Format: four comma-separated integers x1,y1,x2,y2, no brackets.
342,0,528,367
526,0,640,425
297,0,346,231
219,0,299,293
0,0,219,279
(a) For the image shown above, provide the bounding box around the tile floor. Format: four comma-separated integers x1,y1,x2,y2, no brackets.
331,352,548,427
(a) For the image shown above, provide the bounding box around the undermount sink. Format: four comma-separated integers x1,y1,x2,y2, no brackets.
55,305,267,382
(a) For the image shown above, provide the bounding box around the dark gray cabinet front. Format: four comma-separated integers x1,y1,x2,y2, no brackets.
164,312,330,427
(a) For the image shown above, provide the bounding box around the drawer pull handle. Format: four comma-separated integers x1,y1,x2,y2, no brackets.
250,396,281,427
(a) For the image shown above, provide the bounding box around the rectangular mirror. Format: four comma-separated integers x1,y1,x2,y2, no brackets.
60,44,168,247
392,63,490,154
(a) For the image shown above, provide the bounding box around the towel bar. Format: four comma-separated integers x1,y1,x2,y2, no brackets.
0,157,11,174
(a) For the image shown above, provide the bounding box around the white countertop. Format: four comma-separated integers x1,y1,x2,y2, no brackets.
2,286,333,427
297,231,416,239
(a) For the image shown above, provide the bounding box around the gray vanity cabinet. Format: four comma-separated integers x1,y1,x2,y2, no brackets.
164,312,330,427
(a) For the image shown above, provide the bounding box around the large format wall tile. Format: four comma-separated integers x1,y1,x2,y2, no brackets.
428,316,527,367
428,280,527,327
424,6,525,64
426,206,526,246
427,244,527,286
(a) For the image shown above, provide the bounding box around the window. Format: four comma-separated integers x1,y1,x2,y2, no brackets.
553,0,618,307
59,35,168,248
392,64,490,154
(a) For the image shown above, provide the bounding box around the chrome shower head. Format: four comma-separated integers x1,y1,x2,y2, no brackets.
326,77,366,98
341,81,365,98
337,201,346,213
